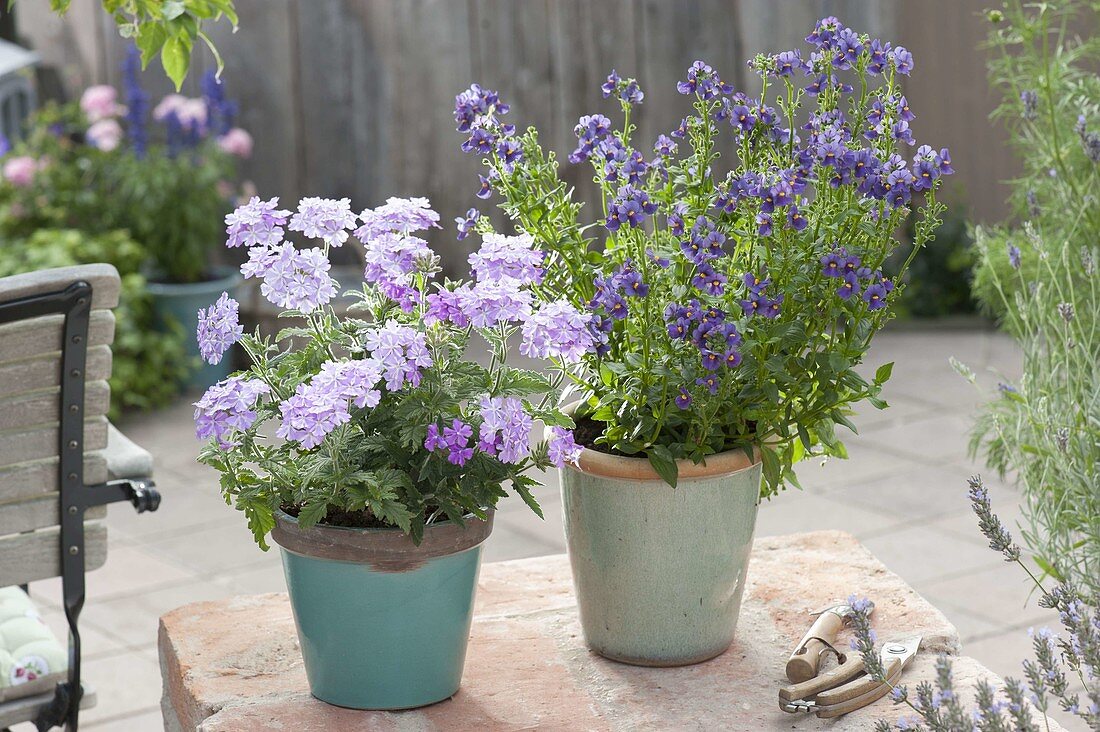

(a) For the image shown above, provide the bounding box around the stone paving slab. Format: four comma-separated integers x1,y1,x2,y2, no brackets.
159,531,1065,731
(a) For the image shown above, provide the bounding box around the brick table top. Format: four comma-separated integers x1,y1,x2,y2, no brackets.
159,530,1063,731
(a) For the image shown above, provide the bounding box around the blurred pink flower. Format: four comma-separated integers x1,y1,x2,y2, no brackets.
176,98,208,130
2,156,38,187
80,85,125,122
153,93,187,121
218,128,253,158
86,119,124,151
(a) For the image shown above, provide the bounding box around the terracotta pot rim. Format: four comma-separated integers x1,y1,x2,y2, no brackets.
552,401,761,482
271,508,494,569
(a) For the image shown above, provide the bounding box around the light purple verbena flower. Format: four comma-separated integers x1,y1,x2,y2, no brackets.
276,382,352,450
225,196,291,249
468,232,544,285
275,358,386,449
456,280,533,329
356,197,441,240
289,197,358,247
194,376,270,449
424,288,469,327
520,299,594,363
442,419,474,466
196,292,243,365
547,427,583,468
364,321,434,391
362,231,433,304
245,243,338,313
311,359,384,409
479,396,533,464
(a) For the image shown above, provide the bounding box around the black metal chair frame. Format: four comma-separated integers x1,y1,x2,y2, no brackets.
0,279,160,731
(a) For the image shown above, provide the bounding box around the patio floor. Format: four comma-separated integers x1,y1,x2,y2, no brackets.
17,328,1070,731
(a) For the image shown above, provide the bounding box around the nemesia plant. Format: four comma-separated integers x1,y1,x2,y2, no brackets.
194,195,580,548
454,17,954,491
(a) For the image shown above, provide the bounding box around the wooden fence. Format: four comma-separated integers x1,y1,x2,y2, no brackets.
20,0,1016,267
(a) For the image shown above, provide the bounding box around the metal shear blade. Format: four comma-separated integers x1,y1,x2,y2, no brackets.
779,635,921,718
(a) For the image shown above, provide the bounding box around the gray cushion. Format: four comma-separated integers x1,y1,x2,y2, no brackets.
104,423,153,480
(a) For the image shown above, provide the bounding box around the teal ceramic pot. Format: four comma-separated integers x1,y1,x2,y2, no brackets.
271,510,493,710
557,437,762,667
146,269,242,390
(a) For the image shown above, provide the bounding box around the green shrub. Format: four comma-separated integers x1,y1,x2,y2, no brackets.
0,229,190,418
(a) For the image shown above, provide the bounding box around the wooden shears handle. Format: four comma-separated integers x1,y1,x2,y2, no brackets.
785,609,847,683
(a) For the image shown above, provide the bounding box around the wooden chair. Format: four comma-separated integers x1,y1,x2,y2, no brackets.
0,264,160,731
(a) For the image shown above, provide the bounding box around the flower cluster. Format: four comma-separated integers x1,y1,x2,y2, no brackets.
196,292,243,365
197,193,578,546
194,376,270,449
456,16,952,489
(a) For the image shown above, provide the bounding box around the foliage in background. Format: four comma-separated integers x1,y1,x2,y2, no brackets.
455,17,952,492
0,49,248,283
194,197,578,547
853,476,1098,731
966,0,1100,594
41,0,238,90
0,228,189,417
892,204,976,319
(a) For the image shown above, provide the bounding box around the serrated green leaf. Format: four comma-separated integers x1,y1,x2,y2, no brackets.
647,445,678,488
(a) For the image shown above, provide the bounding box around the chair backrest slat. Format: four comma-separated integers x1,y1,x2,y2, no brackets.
0,380,110,432
0,522,107,588
0,309,115,366
0,495,107,537
0,345,112,398
0,264,120,310
0,453,109,504
0,416,109,470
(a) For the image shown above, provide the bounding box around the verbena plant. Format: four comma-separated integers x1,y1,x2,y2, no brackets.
453,17,954,491
851,476,1099,732
194,196,581,548
966,0,1099,594
0,47,250,283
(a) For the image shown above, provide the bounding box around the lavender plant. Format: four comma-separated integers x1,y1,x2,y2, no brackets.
194,196,581,548
0,47,253,283
851,476,1099,731
967,0,1100,594
453,17,953,491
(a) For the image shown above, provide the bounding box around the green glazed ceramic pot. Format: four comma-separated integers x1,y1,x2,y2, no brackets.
556,432,761,667
271,510,493,709
146,269,242,391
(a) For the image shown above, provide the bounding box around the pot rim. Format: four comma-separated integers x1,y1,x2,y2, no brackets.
271,508,494,568
552,401,760,482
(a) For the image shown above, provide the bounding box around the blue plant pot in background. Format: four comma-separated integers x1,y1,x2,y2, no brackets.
271,510,492,710
146,269,242,391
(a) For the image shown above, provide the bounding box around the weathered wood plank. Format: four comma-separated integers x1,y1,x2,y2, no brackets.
0,381,111,432
0,310,115,365
0,264,120,311
0,522,107,588
0,495,106,536
0,416,109,470
0,346,112,399
0,453,109,503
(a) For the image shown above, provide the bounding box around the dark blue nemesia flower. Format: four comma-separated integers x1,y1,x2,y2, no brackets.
653,135,677,157
756,212,773,236
476,173,493,199
696,373,720,395
646,248,670,269
601,70,621,98
820,248,846,277
701,350,723,371
616,266,649,297
455,208,479,240
675,387,692,409
454,83,508,133
773,50,808,77
867,39,891,74
121,45,148,158
805,16,843,48
891,46,914,75
692,264,727,296
862,282,888,310
837,271,861,300
743,272,770,294
723,348,743,367
496,137,523,172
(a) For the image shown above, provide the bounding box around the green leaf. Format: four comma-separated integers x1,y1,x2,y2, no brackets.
135,23,168,68
760,446,781,489
161,35,191,91
647,445,678,488
297,499,329,529
162,0,186,20
874,361,894,385
50,0,72,12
